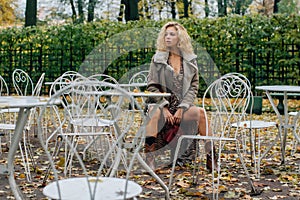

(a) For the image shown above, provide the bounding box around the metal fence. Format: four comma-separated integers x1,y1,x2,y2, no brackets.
0,42,299,97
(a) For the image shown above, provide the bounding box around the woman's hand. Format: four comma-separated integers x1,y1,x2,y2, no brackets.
163,107,174,125
174,108,184,125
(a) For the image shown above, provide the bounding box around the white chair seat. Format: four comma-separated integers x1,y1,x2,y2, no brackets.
0,108,20,113
71,118,114,127
231,120,277,129
0,123,16,130
289,111,298,116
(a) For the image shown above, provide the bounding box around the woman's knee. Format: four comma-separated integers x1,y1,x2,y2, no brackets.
198,107,206,121
148,106,161,121
184,106,200,120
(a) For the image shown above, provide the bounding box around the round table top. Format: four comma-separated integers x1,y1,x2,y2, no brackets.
255,85,300,92
43,177,142,200
0,96,52,109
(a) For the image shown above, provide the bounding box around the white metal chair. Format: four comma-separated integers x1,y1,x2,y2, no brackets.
37,81,145,199
169,73,259,199
7,70,46,182
47,77,129,176
227,72,279,178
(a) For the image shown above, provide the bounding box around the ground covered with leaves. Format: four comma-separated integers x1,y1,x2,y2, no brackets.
0,98,299,199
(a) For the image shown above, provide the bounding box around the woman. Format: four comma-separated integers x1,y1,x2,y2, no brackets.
144,21,216,171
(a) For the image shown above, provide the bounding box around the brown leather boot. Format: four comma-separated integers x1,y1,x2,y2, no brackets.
145,137,156,171
205,141,218,172
206,149,218,172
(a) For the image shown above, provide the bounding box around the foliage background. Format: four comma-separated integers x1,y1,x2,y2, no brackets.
0,14,299,95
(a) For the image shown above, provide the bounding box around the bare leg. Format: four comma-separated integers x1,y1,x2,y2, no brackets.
182,106,211,136
146,106,161,137
145,106,161,170
184,106,216,171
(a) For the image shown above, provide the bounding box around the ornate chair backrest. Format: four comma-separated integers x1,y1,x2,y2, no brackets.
49,71,85,96
88,74,119,85
129,70,148,85
12,69,34,96
202,73,252,139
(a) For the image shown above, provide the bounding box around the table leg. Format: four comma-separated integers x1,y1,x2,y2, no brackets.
8,108,31,200
265,92,285,163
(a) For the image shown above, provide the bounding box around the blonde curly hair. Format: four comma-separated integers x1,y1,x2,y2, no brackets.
156,21,194,54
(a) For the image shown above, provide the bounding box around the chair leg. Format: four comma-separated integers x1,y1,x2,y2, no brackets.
236,141,261,195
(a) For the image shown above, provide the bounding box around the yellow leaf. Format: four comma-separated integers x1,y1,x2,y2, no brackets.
56,157,65,168
176,180,190,188
19,173,26,179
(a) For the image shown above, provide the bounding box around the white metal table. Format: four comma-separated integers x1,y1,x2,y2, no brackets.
255,85,300,164
43,177,142,199
0,96,60,200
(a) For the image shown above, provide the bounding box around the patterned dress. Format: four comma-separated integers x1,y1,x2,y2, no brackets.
156,61,197,163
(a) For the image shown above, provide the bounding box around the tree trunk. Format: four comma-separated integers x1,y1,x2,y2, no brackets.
87,0,96,22
77,0,84,23
183,0,189,18
235,0,241,14
70,0,77,23
274,0,281,13
123,0,139,22
204,0,209,17
217,0,226,17
171,1,176,19
25,0,37,27
223,0,227,16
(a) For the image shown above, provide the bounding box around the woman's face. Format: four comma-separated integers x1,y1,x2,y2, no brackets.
164,26,179,49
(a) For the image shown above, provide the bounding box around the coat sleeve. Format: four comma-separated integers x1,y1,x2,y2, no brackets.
146,59,169,108
178,59,199,110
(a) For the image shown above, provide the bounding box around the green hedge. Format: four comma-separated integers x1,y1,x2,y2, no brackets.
0,14,299,95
